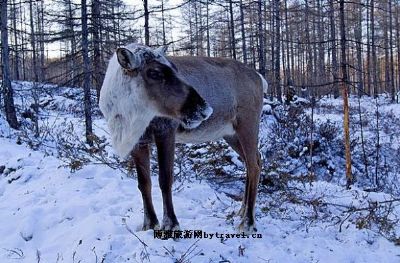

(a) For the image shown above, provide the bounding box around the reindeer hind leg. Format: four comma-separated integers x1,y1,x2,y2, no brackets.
233,118,262,234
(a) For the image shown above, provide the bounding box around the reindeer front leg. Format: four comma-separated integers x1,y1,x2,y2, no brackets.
132,144,160,230
155,131,180,230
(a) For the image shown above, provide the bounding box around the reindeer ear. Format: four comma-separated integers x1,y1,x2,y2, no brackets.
154,45,168,56
116,48,136,69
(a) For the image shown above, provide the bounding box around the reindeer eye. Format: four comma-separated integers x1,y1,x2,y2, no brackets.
146,69,164,80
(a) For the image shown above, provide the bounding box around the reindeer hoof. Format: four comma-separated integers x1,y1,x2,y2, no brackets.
161,223,180,231
238,219,257,234
142,219,160,231
161,217,180,231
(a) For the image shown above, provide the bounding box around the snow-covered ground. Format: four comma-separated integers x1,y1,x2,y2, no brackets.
0,82,399,262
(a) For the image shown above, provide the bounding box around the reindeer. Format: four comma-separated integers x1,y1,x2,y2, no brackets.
99,44,267,233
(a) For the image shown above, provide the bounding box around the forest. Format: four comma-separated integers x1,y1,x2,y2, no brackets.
0,0,400,262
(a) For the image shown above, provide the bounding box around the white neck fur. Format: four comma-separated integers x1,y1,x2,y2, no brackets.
99,55,157,158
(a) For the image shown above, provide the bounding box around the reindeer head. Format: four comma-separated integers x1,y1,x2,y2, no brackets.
99,44,213,158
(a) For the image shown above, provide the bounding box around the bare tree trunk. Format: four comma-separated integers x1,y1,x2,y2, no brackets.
239,0,247,64
249,6,256,68
330,0,339,98
143,0,149,46
92,0,101,101
397,3,400,102
290,21,295,87
67,0,77,86
284,0,291,86
29,0,38,83
317,0,325,89
389,0,395,102
270,0,275,97
355,0,363,96
384,2,390,98
366,1,371,96
374,99,380,187
206,0,210,57
229,0,236,59
357,95,368,179
1,0,19,129
21,3,27,80
194,1,199,56
37,0,45,81
257,0,265,76
161,0,166,45
305,0,313,96
29,0,39,137
188,3,194,56
274,0,281,102
312,0,318,88
198,1,204,55
371,0,378,97
11,0,19,80
339,0,352,188
81,0,93,146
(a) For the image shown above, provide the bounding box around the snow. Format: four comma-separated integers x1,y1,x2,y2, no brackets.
1,139,399,262
0,82,399,262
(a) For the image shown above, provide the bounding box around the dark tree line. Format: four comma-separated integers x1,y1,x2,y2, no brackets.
1,0,400,132
179,0,400,102
1,0,139,142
